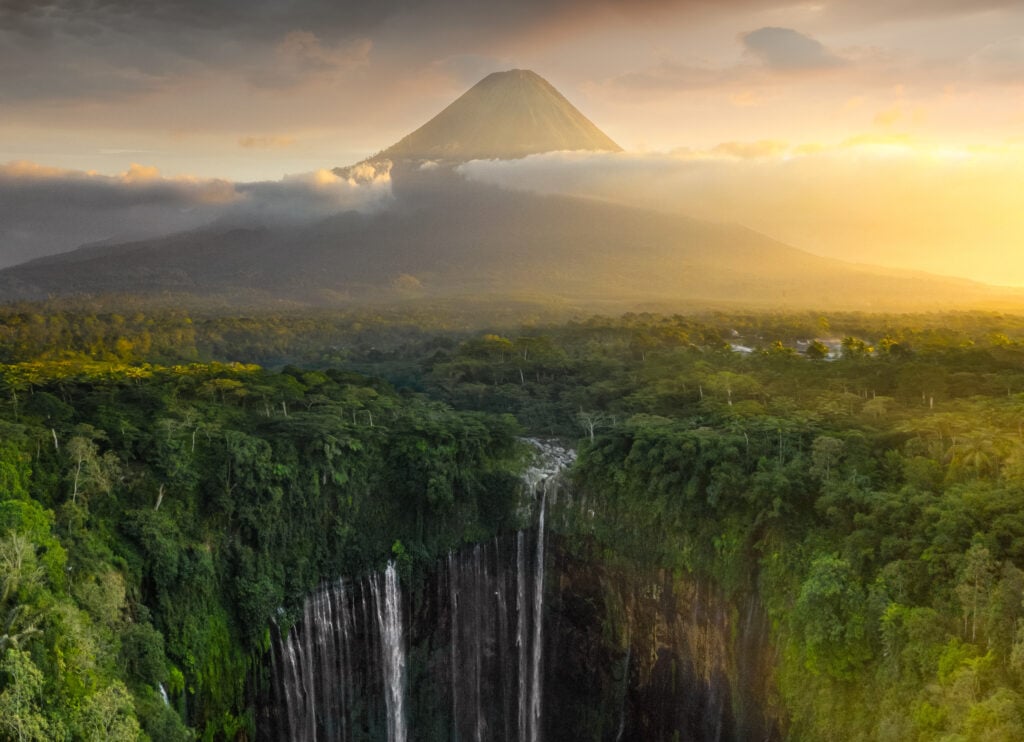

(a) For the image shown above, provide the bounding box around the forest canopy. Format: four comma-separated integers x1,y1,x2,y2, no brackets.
4,304,1024,739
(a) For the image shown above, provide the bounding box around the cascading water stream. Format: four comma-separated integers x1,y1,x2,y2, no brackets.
371,563,407,742
528,487,546,742
520,437,574,742
516,531,528,741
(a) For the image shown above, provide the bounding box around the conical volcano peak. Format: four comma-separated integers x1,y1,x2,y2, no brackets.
479,68,543,81
474,68,555,89
367,69,621,165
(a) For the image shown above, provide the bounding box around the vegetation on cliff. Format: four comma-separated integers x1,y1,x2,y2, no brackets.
0,355,521,739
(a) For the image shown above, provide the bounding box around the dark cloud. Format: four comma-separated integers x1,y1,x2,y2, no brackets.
0,162,391,268
740,27,846,71
0,2,372,102
1,0,1019,105
0,164,228,267
245,33,373,90
0,0,776,102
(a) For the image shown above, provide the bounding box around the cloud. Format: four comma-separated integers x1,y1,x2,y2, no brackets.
0,162,233,268
601,25,849,97
0,160,392,269
249,32,373,89
226,164,392,223
740,27,846,71
0,161,237,204
873,106,902,126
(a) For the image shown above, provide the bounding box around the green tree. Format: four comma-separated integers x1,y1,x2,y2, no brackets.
65,431,120,506
956,544,996,643
794,554,873,678
0,648,50,742
0,533,43,655
74,682,143,741
810,436,845,483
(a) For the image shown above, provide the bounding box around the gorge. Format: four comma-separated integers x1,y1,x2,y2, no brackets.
256,441,781,741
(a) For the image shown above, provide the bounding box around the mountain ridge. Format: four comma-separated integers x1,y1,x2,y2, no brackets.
1,178,1020,311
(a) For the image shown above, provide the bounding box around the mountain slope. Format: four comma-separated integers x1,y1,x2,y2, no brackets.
0,175,1017,311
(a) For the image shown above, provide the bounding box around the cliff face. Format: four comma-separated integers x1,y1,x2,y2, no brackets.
545,542,782,741
256,533,782,741
257,441,781,741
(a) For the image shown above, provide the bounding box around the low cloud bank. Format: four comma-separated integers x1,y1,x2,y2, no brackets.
458,143,1024,287
0,161,392,269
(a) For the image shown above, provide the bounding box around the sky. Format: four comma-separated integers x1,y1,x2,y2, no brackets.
1,0,1023,283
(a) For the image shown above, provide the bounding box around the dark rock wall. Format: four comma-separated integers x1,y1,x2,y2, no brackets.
545,542,782,741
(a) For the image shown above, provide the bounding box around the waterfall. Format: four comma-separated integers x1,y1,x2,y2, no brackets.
615,644,631,742
438,439,571,742
528,488,546,742
264,572,404,742
371,563,407,742
158,683,170,707
260,440,574,742
520,437,573,742
516,531,528,741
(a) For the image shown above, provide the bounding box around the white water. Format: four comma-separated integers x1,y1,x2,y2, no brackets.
616,644,631,742
520,438,573,742
372,562,407,742
516,530,529,740
528,487,546,742
520,438,576,506
158,683,170,707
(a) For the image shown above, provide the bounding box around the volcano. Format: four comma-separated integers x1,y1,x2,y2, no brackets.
352,69,621,166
